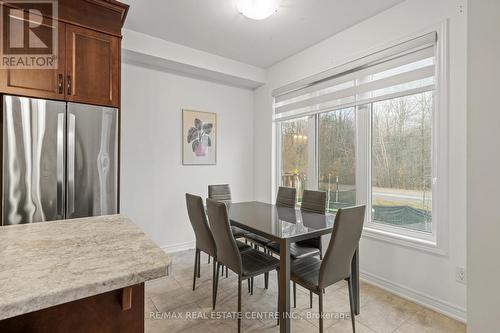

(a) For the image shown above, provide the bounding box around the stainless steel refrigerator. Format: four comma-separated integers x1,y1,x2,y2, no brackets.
2,95,118,225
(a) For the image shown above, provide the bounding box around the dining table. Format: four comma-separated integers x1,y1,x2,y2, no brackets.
229,201,360,333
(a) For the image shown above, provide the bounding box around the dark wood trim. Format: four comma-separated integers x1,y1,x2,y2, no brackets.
0,283,145,333
117,37,122,213
57,19,124,39
85,0,129,26
59,0,128,37
2,0,129,36
122,287,133,311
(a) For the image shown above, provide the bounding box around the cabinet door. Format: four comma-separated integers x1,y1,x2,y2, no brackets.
0,19,65,100
65,24,119,107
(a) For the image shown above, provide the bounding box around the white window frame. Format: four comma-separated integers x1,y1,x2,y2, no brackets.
274,23,449,255
275,115,317,198
361,23,449,255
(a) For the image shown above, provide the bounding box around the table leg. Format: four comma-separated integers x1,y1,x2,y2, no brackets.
279,239,291,333
351,248,360,315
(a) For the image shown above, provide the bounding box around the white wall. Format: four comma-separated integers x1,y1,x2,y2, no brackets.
121,63,254,251
467,0,500,331
254,0,467,321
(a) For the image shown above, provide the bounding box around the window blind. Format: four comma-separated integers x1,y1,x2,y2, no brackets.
273,32,437,121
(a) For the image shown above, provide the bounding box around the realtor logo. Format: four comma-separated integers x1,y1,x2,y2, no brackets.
1,0,58,69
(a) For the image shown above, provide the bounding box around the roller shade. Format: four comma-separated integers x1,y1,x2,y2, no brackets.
274,32,437,121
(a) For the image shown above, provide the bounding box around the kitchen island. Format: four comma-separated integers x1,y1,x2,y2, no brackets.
0,214,171,332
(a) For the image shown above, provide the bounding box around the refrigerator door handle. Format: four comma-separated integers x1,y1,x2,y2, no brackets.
56,113,65,218
67,113,76,216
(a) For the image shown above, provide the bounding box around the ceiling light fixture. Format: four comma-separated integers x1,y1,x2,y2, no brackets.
237,0,279,20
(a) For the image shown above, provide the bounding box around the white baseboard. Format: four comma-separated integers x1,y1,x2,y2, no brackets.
360,270,467,323
161,241,195,253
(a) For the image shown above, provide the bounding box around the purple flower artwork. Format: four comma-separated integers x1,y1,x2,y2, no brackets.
186,118,213,157
182,110,217,165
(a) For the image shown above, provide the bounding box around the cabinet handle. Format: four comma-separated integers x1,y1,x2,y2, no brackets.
58,74,63,94
67,75,72,95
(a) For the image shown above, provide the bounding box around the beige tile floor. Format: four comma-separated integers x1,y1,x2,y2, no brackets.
145,250,466,333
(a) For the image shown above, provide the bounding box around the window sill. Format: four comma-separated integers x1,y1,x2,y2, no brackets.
362,225,447,256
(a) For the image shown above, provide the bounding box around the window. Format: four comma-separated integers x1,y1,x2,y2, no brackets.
318,108,356,212
275,31,443,245
371,92,433,232
280,117,310,203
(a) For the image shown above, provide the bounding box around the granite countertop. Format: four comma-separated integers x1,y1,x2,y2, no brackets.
0,214,171,320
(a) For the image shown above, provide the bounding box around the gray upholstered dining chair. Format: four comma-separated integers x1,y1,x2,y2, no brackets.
208,184,250,239
291,205,366,333
208,184,251,280
275,186,297,208
185,193,218,309
301,189,327,214
207,199,280,333
186,193,251,309
295,189,327,259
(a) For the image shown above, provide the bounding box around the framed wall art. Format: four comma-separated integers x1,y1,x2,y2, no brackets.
182,109,217,165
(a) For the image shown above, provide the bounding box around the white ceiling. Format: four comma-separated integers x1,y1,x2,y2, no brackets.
123,0,405,68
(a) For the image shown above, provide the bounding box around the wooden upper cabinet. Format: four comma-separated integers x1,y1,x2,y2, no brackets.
0,0,127,107
65,25,120,107
0,18,66,101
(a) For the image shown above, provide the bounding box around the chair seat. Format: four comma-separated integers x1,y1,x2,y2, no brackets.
267,241,321,259
231,226,250,238
236,240,252,252
291,256,322,291
241,248,280,278
245,233,271,246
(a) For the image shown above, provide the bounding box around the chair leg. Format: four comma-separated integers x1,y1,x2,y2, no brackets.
238,276,242,333
247,279,251,293
197,250,201,278
264,272,269,289
216,262,221,298
276,269,280,326
192,249,199,291
293,282,297,308
347,278,356,333
309,291,313,308
208,254,211,264
250,277,254,295
319,291,324,333
221,264,224,277
226,266,229,278
212,260,218,310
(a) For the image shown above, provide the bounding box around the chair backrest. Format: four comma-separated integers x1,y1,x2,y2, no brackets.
208,184,232,207
185,193,217,257
301,190,327,214
319,205,366,288
276,186,297,208
206,198,242,275
297,190,326,249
